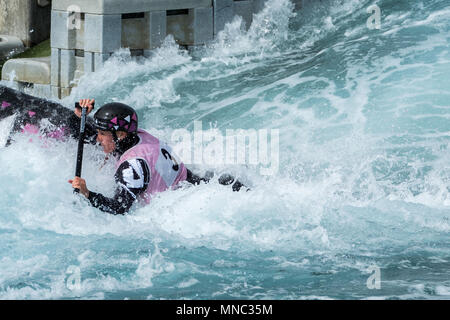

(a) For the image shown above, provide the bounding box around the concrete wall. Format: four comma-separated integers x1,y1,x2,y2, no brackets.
49,0,218,97
0,0,52,47
52,0,213,14
0,35,25,58
5,0,295,99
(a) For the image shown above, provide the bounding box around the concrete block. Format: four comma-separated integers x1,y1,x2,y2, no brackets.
84,51,110,73
0,0,51,47
51,48,77,87
60,49,76,87
51,9,84,50
73,55,84,85
167,10,191,46
192,7,214,45
74,15,85,50
167,7,213,46
122,15,146,50
52,0,213,15
0,35,25,58
51,10,76,49
51,85,60,99
84,51,94,73
147,11,167,50
84,14,121,53
1,57,51,85
233,0,254,30
50,86,72,99
213,0,234,36
94,52,110,70
51,47,60,86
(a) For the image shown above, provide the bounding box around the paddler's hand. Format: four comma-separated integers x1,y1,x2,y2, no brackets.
68,177,90,198
74,99,95,118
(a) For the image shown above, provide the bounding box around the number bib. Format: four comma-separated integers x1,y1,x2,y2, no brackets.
155,144,181,187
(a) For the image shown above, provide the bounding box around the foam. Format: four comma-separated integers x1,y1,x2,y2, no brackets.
1,0,449,299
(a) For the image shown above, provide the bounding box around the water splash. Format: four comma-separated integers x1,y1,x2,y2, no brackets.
1,0,449,299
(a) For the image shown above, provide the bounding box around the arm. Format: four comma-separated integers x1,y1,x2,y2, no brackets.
70,159,150,215
87,187,136,215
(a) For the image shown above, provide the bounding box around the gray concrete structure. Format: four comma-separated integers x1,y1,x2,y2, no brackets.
145,11,167,52
0,0,51,47
0,35,25,58
166,7,214,47
4,0,279,99
193,7,214,45
48,0,222,98
2,56,51,84
52,0,213,14
84,14,122,53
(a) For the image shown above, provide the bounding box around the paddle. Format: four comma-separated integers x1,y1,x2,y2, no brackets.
74,101,93,193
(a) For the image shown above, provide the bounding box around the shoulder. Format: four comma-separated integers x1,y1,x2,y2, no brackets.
118,158,150,176
137,130,161,145
116,158,151,189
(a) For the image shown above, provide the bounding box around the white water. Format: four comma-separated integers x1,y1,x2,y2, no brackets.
0,0,449,299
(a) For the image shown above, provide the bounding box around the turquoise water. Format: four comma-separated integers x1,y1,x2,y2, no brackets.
0,0,449,299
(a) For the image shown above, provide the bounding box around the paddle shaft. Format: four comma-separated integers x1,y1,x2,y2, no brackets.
74,106,87,193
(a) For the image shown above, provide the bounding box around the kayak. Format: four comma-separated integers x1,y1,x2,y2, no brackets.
0,85,95,146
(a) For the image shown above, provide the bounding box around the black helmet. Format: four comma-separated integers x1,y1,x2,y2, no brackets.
93,102,138,134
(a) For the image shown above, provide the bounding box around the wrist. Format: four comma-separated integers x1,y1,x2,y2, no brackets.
82,189,90,198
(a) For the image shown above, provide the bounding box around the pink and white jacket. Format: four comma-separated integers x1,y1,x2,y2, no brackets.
116,129,187,204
